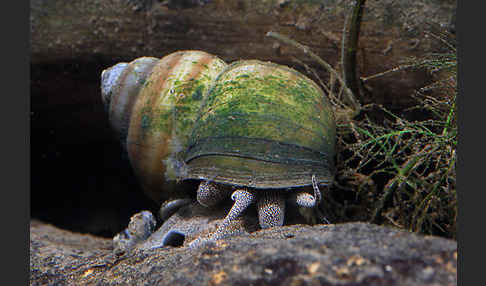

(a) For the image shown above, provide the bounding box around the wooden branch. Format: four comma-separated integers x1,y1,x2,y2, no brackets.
341,0,366,107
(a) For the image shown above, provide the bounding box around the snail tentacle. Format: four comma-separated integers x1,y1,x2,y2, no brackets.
225,189,256,221
200,189,255,244
312,174,322,203
212,189,255,234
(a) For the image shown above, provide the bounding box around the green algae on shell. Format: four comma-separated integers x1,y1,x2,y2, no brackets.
184,60,336,189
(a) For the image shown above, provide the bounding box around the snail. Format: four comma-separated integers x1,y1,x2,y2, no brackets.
101,51,336,247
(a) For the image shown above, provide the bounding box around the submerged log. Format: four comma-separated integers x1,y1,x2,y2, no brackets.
31,0,455,81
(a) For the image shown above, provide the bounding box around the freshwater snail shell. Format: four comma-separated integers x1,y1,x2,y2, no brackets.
184,60,336,189
101,51,228,202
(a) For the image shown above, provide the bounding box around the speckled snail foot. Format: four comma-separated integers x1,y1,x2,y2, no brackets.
101,51,336,249
140,201,258,249
188,174,324,248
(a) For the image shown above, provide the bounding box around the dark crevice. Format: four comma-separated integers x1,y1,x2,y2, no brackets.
31,60,159,238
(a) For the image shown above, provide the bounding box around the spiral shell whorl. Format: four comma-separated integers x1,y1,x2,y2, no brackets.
101,57,160,144
102,51,227,203
101,62,128,108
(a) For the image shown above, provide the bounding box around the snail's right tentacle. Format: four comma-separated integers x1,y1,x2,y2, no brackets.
312,174,322,203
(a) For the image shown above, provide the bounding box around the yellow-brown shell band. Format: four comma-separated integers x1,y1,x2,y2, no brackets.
125,51,227,193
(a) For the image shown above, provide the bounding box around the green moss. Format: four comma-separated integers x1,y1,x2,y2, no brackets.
191,63,334,154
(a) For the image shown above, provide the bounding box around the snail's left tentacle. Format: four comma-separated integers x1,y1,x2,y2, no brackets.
201,189,255,243
225,189,256,222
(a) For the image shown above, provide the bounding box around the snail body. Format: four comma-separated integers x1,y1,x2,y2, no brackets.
101,52,336,246
184,60,335,242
